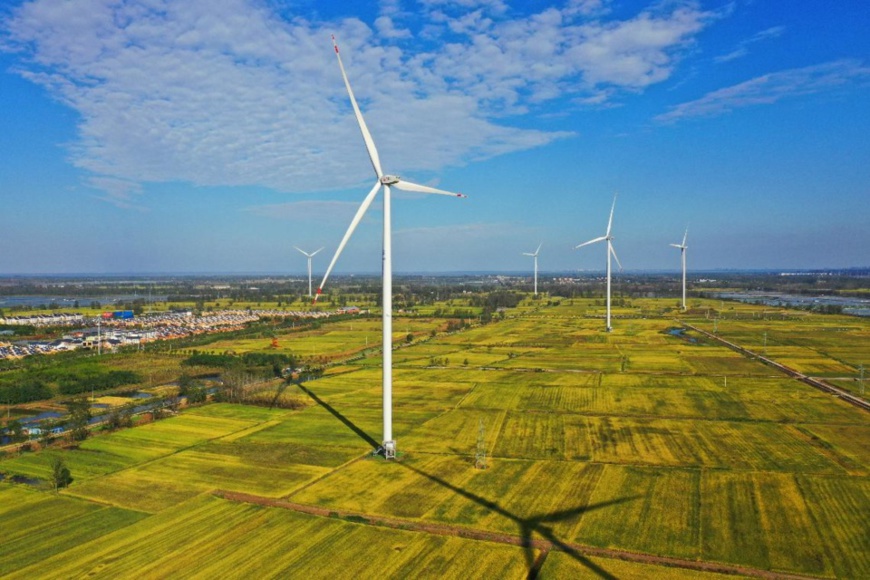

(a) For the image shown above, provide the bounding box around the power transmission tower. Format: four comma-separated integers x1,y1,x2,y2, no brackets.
475,418,488,470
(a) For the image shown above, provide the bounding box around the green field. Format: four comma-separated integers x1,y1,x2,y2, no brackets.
1,298,868,578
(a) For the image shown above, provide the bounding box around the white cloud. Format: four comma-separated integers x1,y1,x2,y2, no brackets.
714,24,785,63
3,0,713,203
564,0,611,17
655,60,870,123
375,15,411,39
713,47,748,64
419,0,509,16
411,3,714,115
568,7,710,88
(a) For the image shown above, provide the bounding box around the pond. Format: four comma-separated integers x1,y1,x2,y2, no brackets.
0,473,43,486
20,411,63,426
666,327,697,343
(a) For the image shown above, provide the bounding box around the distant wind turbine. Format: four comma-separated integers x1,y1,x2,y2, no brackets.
670,227,688,310
315,36,466,459
294,246,324,298
575,194,622,332
522,243,542,296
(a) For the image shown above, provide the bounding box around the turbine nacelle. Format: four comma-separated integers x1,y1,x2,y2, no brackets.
380,174,401,185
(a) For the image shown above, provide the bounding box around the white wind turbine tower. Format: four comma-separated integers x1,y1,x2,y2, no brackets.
294,246,324,298
315,36,466,459
670,228,688,310
522,243,542,296
575,194,622,332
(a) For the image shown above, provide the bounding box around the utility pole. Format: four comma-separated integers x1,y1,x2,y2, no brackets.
713,319,719,334
860,364,865,396
763,332,767,356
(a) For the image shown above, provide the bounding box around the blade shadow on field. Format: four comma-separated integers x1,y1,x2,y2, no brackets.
295,379,638,579
403,462,637,580
294,380,379,449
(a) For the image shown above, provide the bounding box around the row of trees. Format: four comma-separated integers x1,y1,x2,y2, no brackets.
0,379,52,405
57,370,142,396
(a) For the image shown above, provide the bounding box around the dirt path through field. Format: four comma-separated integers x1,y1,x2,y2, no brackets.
213,490,821,580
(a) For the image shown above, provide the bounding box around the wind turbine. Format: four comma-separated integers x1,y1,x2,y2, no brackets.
315,36,466,459
670,227,688,311
294,246,324,298
522,243,542,296
574,194,621,332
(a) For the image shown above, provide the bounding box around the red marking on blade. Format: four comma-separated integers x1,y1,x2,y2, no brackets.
316,288,322,294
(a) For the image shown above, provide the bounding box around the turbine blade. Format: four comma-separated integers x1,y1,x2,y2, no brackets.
606,193,617,236
669,243,682,249
535,242,542,256
294,246,310,257
314,180,381,301
574,236,606,250
522,252,535,256
610,244,623,271
311,247,325,257
682,227,688,247
332,36,383,178
393,179,466,198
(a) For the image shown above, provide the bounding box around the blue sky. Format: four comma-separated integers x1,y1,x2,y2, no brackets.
1,0,868,275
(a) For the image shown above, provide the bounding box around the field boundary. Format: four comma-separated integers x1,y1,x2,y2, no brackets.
213,490,822,580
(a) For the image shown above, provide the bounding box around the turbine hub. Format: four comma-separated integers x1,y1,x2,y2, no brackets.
380,175,400,185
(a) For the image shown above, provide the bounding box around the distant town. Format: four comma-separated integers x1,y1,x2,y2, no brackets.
0,307,362,360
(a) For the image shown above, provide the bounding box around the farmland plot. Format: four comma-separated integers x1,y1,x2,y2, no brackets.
794,423,870,474
432,459,608,539
491,411,592,460
586,416,844,472
106,446,328,498
697,470,863,576
0,412,261,482
702,469,770,570
400,407,505,456
576,464,700,559
798,475,870,578
290,454,474,518
0,487,147,577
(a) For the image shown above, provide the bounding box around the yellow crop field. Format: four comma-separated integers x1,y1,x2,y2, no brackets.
586,416,847,472
0,487,147,577
2,296,868,578
68,449,329,513
696,470,869,577
491,411,592,460
798,475,870,578
576,465,699,558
